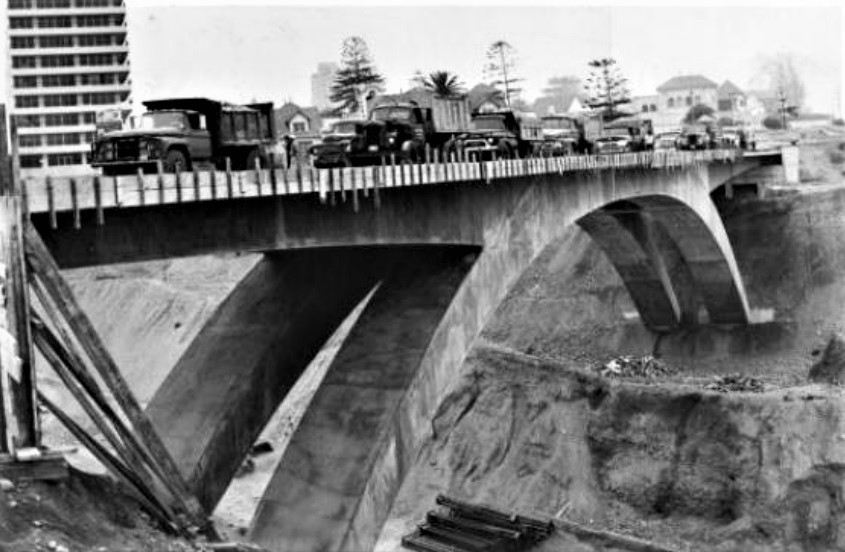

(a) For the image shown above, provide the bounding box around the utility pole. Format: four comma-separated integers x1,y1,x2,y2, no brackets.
499,46,511,109
777,87,789,130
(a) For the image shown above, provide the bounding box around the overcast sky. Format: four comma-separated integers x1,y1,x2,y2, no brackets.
3,1,843,114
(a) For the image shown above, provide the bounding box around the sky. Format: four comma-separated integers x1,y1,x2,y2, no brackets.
2,1,843,115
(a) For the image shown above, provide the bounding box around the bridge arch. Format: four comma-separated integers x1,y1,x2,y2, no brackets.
575,195,750,329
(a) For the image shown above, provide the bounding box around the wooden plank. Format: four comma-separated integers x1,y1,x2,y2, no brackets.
93,176,104,226
0,451,67,481
268,154,278,196
70,179,80,230
351,166,359,213
193,167,201,202
136,168,146,207
112,174,120,207
225,157,233,199
36,390,181,535
253,156,263,197
23,225,207,525
157,161,165,204
210,168,218,201
46,177,56,229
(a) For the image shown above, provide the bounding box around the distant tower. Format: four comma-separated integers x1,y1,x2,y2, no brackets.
6,0,132,175
311,62,338,110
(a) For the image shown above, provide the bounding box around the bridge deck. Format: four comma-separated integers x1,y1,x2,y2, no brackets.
24,150,744,226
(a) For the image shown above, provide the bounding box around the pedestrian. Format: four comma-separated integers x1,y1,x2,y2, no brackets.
283,134,295,169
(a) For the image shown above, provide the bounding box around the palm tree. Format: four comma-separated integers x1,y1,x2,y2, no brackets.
423,71,464,97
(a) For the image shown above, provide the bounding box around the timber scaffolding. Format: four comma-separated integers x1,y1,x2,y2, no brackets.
0,105,213,537
23,148,740,225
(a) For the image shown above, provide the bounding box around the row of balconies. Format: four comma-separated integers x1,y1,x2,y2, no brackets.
17,123,98,136
17,142,93,155
9,23,126,36
10,43,130,56
12,82,131,96
10,60,130,76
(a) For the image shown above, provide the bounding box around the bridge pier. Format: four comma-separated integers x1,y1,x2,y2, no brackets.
249,246,476,552
146,248,393,510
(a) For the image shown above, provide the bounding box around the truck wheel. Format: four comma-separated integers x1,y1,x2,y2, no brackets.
164,149,189,173
496,143,513,159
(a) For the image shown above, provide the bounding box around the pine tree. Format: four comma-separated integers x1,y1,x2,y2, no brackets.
483,40,522,108
585,58,631,121
329,36,385,117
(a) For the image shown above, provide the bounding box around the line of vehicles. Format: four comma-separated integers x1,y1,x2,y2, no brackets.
87,92,754,175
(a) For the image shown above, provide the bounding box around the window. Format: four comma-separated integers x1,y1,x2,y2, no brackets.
694,95,701,104
47,153,82,166
13,76,38,88
43,94,78,107
40,35,74,48
11,36,35,49
82,112,96,124
667,98,675,108
8,0,33,8
46,113,79,126
15,115,41,128
78,34,114,46
650,104,657,112
15,96,39,108
12,56,37,68
46,133,81,146
42,74,76,87
9,17,34,28
37,16,72,27
19,135,41,148
79,73,114,85
685,96,693,106
81,92,115,105
20,155,42,169
77,14,116,26
75,0,122,6
37,0,71,7
641,105,649,113
40,55,75,67
79,54,113,66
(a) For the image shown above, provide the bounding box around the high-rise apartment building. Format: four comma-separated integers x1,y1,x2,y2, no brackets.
310,61,337,111
6,0,131,174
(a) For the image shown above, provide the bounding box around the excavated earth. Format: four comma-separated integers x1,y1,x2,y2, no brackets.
25,140,845,551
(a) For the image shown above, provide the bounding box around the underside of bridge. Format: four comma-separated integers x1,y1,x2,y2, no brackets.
32,159,772,551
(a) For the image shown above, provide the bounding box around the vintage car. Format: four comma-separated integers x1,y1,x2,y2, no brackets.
655,132,681,150
593,134,632,154
310,119,418,168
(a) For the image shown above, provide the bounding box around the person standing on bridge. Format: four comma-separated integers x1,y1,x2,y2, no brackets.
283,134,295,169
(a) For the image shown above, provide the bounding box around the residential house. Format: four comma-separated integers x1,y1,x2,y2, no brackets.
650,74,719,132
467,83,507,114
274,102,323,155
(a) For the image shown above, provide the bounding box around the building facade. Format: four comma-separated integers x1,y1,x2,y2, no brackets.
310,61,338,111
6,0,131,175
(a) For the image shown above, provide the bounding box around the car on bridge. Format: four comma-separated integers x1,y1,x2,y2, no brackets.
309,119,417,168
593,133,633,154
655,131,681,150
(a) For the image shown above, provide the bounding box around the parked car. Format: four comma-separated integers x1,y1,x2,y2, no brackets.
655,132,681,150
594,134,632,154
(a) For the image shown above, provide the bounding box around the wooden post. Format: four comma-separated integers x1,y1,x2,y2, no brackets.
175,166,183,203
253,155,263,197
93,175,104,226
112,173,120,207
136,168,146,207
192,167,200,202
390,154,397,188
70,178,80,230
425,144,432,183
225,157,233,199
295,160,303,194
209,167,217,201
351,166,359,213
0,107,38,449
46,176,56,229
372,165,381,209
327,168,335,206
338,166,346,202
23,225,206,526
156,160,165,204
268,153,278,196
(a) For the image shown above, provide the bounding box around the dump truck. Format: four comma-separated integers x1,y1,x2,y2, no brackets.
89,97,276,175
368,88,473,158
460,110,544,159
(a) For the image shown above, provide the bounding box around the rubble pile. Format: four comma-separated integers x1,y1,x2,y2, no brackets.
596,355,676,379
704,374,766,393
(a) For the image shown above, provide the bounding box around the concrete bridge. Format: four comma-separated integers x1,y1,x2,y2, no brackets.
26,148,790,551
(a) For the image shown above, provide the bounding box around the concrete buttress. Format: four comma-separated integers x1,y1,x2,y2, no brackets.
248,246,478,552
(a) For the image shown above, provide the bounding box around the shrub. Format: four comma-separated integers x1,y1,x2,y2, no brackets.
762,115,784,130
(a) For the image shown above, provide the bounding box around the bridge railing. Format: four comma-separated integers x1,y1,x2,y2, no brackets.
24,149,740,226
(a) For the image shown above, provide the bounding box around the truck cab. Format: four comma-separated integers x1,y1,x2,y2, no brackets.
462,111,543,159
89,97,275,174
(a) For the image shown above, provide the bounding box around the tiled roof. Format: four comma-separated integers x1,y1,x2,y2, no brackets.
657,75,719,92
